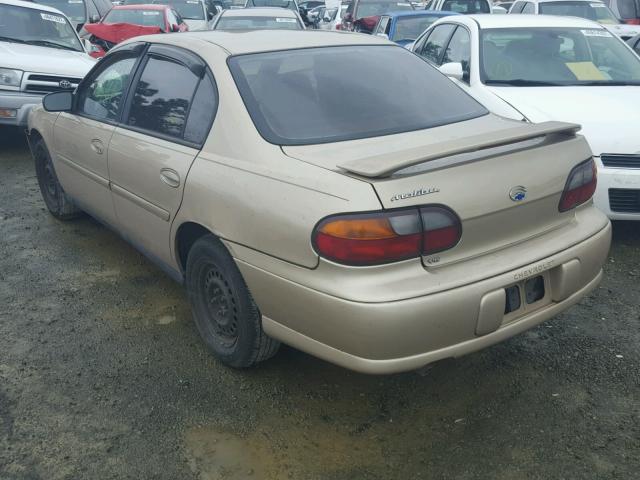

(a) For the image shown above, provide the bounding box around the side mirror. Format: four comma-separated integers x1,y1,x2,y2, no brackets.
207,11,214,19
376,32,389,39
90,14,100,23
43,91,73,112
439,62,464,81
171,23,180,31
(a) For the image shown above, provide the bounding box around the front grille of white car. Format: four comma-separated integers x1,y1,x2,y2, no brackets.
601,154,640,169
22,73,82,94
609,188,640,213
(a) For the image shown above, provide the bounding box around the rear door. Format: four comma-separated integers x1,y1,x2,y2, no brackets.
53,46,143,226
107,44,217,266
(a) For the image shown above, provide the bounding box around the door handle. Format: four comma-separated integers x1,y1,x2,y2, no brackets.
90,138,104,155
160,168,180,188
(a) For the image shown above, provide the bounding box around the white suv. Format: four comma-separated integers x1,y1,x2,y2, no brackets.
0,0,95,127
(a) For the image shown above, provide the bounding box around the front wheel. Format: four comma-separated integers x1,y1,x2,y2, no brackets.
186,235,280,368
33,137,81,220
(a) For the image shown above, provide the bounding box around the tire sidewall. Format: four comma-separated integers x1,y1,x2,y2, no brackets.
34,139,62,215
186,236,261,368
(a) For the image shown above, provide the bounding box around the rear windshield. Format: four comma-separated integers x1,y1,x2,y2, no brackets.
392,15,443,41
440,0,491,13
35,0,86,23
104,9,166,28
357,1,414,17
245,0,299,10
216,15,301,29
228,45,488,145
152,0,204,19
539,1,620,24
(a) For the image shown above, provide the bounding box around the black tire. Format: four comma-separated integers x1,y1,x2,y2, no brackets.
33,137,81,220
186,234,280,368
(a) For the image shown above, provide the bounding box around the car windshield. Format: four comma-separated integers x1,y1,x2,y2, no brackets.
229,45,488,145
481,27,640,85
152,0,204,19
33,0,86,23
245,0,299,10
357,1,414,18
216,15,301,28
392,15,442,41
0,3,83,51
539,1,621,24
440,0,490,13
103,8,166,28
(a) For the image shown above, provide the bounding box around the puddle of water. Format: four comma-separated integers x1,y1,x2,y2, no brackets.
157,315,177,325
184,422,383,480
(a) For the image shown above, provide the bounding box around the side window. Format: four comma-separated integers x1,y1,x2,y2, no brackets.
173,9,185,24
521,2,535,13
442,26,471,82
418,24,456,64
184,74,218,144
127,55,200,139
510,1,525,12
376,17,390,34
166,9,177,27
86,0,99,19
77,55,137,121
619,0,638,18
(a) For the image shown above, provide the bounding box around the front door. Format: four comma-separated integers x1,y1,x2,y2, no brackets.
108,45,218,267
52,50,142,226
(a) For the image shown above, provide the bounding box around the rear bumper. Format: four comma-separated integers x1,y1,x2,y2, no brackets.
236,220,611,374
0,91,43,127
593,157,640,220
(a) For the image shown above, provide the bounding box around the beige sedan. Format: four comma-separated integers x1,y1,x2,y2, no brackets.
27,31,611,374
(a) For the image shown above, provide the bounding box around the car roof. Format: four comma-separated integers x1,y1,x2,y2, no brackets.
464,13,603,28
1,0,70,15
222,6,298,16
112,3,169,9
385,9,459,17
130,29,390,55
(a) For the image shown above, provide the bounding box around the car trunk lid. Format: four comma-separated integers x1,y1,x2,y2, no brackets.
282,115,591,268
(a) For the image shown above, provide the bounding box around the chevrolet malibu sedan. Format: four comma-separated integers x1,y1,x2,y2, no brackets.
414,14,640,220
28,31,610,374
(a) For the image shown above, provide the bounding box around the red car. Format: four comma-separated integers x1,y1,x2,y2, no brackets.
339,0,413,32
83,4,189,57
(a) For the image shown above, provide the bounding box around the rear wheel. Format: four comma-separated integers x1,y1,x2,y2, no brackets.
186,234,280,368
33,137,81,220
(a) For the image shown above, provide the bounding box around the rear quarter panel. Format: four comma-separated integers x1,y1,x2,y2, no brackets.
171,42,381,269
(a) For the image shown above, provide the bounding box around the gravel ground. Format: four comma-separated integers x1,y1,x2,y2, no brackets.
0,126,639,480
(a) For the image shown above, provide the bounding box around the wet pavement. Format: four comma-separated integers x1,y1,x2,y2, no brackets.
1,127,639,479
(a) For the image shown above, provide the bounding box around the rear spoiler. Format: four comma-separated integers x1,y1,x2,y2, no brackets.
337,121,581,178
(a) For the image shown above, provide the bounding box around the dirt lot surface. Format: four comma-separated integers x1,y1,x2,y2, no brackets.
0,127,639,480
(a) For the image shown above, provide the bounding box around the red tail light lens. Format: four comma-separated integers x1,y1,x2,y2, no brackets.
624,18,640,24
313,206,462,266
559,158,597,212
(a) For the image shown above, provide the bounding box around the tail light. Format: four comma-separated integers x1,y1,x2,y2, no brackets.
88,43,105,59
312,206,461,266
624,18,640,24
558,158,597,212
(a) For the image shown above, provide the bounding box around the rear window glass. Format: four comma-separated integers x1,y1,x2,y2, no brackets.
104,9,166,28
441,0,491,13
216,15,301,29
356,1,414,17
228,45,488,146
